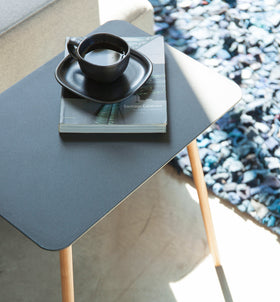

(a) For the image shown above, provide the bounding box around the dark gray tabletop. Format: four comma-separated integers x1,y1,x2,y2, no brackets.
0,21,241,251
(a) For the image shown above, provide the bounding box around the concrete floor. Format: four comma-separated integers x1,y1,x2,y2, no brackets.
1,164,280,301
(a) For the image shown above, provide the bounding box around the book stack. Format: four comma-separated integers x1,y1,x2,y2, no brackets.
58,35,167,133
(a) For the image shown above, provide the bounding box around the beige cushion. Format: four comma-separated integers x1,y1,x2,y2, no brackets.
0,0,55,35
0,0,154,93
0,0,100,93
98,0,154,35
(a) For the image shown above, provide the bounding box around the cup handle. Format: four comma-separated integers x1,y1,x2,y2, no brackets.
67,37,83,60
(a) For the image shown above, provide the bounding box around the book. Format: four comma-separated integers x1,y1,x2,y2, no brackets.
58,35,167,133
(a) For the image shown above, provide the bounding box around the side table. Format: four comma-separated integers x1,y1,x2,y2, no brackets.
0,21,241,301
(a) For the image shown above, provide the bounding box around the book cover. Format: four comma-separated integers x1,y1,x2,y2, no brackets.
59,35,167,133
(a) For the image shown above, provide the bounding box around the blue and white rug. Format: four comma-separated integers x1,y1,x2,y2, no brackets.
149,0,280,235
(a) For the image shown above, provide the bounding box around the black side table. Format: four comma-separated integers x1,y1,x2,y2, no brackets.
0,21,241,301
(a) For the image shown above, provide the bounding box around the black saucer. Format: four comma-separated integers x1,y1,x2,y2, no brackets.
55,49,153,104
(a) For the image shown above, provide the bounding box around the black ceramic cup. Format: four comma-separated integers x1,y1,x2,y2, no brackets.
67,33,130,83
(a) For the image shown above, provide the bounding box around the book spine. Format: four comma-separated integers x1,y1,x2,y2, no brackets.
59,98,66,124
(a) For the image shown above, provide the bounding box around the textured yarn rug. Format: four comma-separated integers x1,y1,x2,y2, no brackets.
149,0,280,235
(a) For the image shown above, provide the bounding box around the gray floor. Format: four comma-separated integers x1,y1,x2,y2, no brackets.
1,165,280,301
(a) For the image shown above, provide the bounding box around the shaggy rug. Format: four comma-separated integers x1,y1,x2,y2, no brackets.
149,0,280,235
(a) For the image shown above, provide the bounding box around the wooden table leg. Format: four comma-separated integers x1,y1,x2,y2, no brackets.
187,139,221,267
59,245,75,302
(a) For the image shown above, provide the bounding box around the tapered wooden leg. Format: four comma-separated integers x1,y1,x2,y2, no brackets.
59,245,75,302
187,139,221,267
